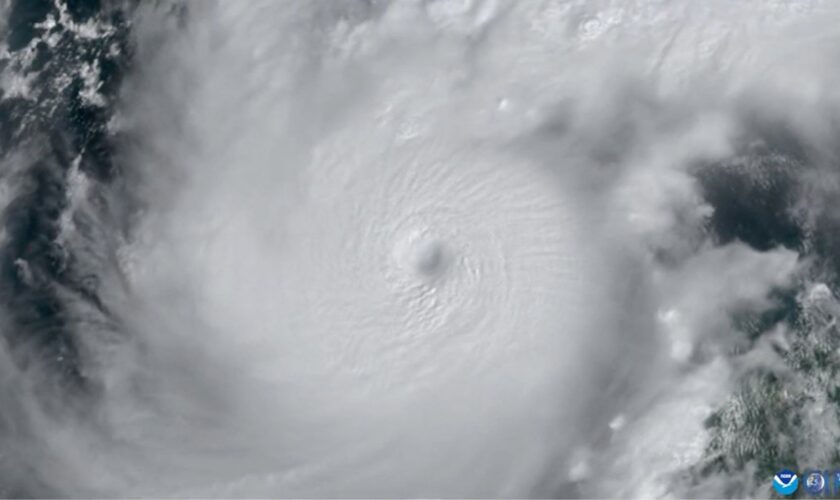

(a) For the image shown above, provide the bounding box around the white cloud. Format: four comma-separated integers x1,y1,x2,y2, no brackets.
5,0,840,496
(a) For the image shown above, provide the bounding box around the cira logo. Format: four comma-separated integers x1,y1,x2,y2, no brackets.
804,470,826,495
773,469,799,496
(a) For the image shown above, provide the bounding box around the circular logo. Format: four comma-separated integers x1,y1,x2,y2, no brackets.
773,469,799,496
804,470,826,495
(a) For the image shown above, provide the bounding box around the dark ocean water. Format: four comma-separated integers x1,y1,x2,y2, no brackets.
0,1,131,495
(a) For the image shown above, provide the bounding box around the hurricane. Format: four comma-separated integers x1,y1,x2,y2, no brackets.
2,0,840,498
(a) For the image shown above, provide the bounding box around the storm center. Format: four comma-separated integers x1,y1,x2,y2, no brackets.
394,230,449,278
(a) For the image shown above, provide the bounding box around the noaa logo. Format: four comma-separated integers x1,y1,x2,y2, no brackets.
804,470,826,495
773,469,799,496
